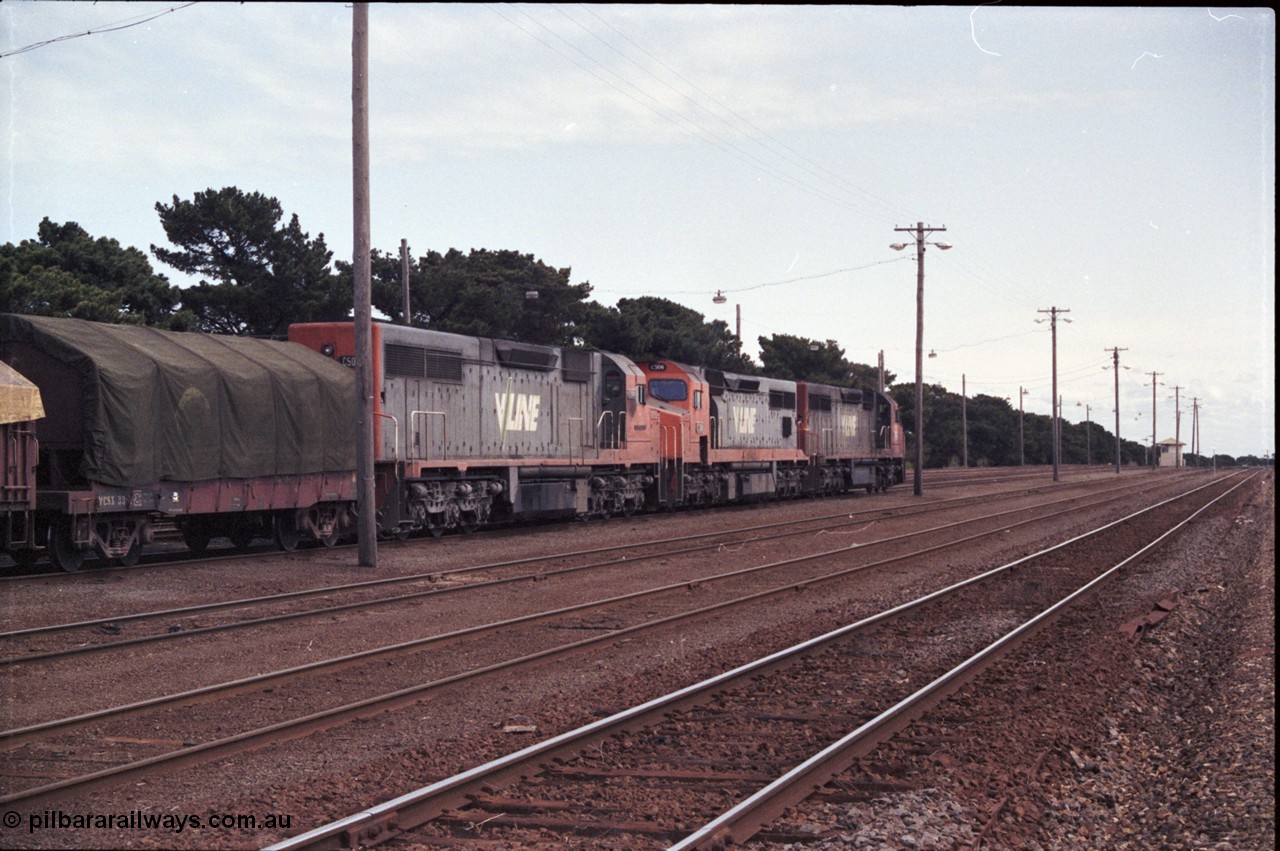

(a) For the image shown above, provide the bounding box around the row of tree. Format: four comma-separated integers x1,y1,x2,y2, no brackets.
1,186,1266,468
0,187,888,383
888,384,1267,469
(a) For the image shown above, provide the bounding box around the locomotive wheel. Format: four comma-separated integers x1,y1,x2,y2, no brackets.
48,521,84,573
318,526,340,547
273,512,302,552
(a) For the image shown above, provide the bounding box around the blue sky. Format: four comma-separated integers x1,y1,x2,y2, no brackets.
3,4,1274,457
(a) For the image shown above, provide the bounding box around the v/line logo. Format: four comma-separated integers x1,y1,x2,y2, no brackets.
496,391,542,434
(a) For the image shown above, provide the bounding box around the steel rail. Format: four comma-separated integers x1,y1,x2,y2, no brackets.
1,474,1162,663
0,476,1183,751
0,464,1127,580
254,473,1241,851
0,475,1228,808
671,470,1258,849
1,478,1044,635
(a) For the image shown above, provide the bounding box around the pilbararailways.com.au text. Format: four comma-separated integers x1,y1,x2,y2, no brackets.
8,809,293,834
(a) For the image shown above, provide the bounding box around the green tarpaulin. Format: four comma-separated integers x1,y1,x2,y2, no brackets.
0,315,355,487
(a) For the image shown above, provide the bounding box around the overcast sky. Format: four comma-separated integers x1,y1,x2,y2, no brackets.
3,3,1274,457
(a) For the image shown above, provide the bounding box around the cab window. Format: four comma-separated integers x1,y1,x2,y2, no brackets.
604,371,624,400
648,378,688,402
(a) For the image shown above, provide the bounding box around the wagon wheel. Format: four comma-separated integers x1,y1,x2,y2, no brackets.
273,512,302,552
318,525,340,547
228,523,256,552
114,539,143,567
48,520,84,573
181,525,212,556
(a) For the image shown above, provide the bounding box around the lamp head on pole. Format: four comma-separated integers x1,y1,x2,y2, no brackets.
712,290,727,305
889,243,908,251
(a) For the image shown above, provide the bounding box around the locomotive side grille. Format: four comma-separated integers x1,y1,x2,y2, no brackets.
809,394,833,411
385,344,425,377
424,350,464,382
385,344,464,382
768,390,796,410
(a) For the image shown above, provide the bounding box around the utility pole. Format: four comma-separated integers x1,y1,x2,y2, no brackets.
1019,386,1029,465
1105,347,1127,474
1083,403,1091,466
878,350,885,394
1038,307,1070,481
1191,397,1200,465
961,373,968,468
892,223,951,497
1147,370,1164,469
399,238,411,325
1057,394,1064,468
352,3,377,567
1170,385,1183,467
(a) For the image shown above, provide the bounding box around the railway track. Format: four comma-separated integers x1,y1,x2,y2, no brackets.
0,466,1106,579
0,470,1169,661
260,471,1254,850
0,471,1224,812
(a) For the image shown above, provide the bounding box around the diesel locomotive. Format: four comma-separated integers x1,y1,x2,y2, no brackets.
0,314,905,571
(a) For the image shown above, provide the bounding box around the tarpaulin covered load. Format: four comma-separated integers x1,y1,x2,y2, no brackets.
0,314,355,487
0,359,44,426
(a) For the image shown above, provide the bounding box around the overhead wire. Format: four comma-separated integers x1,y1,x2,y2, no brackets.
0,2,199,59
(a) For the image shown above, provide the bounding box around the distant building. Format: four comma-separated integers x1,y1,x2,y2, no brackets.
1157,437,1184,468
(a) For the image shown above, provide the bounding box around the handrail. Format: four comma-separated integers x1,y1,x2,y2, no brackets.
596,411,614,450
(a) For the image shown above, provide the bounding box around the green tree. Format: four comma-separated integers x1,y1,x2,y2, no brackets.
966,393,1018,466
757,335,891,388
348,247,594,347
0,218,181,325
583,296,754,371
152,187,348,337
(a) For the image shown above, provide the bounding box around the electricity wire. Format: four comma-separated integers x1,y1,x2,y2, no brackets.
1,3,198,59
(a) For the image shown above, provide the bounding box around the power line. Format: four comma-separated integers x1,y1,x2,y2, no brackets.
1,3,199,59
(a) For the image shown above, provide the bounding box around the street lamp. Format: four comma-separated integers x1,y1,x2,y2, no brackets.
891,222,951,496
